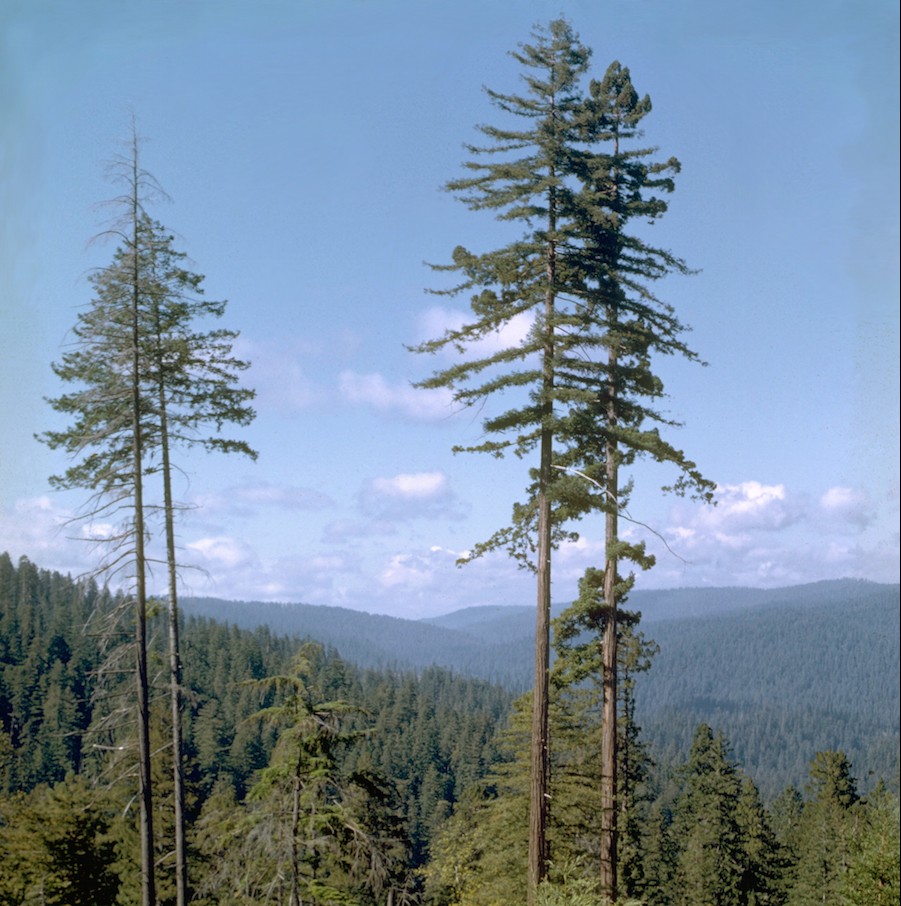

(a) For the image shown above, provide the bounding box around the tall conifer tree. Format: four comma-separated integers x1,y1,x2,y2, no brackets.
552,60,714,898
141,213,256,906
413,20,591,899
788,750,862,905
41,131,160,904
669,724,781,906
415,23,714,901
40,125,255,906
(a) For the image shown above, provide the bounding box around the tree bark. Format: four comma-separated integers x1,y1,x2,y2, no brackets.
528,167,557,904
132,242,156,906
159,392,187,906
599,338,619,901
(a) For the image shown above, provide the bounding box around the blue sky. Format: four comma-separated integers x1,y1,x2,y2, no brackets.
2,0,898,618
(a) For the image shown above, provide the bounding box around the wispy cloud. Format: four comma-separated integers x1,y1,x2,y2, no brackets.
379,552,436,589
0,496,77,564
180,542,366,606
196,481,334,518
4,470,896,622
359,470,467,522
636,479,898,588
415,305,535,360
371,544,535,618
371,471,448,499
819,486,874,528
700,481,804,532
187,535,260,571
338,370,458,421
239,337,324,414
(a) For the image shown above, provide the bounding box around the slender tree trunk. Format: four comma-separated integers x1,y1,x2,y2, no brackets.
529,168,557,904
599,337,619,901
530,470,551,902
158,390,188,906
131,231,156,906
133,457,156,906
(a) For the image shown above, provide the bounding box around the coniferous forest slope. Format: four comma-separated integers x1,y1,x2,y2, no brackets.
2,553,899,905
184,579,900,799
0,553,512,902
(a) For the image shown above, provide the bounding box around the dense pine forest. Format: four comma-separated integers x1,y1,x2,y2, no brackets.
4,12,898,905
1,553,898,904
182,580,900,803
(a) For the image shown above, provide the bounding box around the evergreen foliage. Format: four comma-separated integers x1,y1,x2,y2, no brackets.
413,18,715,897
3,17,898,905
0,775,120,905
182,582,901,799
0,554,510,902
413,20,598,896
0,553,898,903
665,724,783,905
37,127,257,906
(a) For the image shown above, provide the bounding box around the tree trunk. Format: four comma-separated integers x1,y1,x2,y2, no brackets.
130,144,156,906
132,282,156,906
159,391,187,906
528,167,557,904
599,340,619,901
290,749,303,906
529,477,551,901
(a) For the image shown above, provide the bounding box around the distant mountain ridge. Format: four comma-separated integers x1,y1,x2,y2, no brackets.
182,595,532,687
185,578,895,681
183,579,900,797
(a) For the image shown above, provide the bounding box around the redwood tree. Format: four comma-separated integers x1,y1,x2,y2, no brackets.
553,60,714,898
416,36,714,902
413,20,592,900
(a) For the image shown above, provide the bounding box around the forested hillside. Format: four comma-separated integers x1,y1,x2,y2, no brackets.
0,553,511,901
183,596,532,689
636,583,900,800
1,553,898,903
185,580,900,799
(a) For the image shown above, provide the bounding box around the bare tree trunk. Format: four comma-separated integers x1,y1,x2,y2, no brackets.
290,750,302,906
131,248,156,906
159,393,187,906
129,140,156,906
599,339,619,901
528,172,557,904
529,474,551,901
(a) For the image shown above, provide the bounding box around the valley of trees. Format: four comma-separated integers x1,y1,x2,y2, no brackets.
2,14,898,906
181,580,900,804
0,554,898,904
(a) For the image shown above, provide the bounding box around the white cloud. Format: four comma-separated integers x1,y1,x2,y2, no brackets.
554,534,605,581
176,538,372,608
372,544,535,617
379,553,435,589
371,471,448,499
338,370,457,421
647,482,798,574
629,477,899,590
197,482,333,517
187,535,259,571
819,486,874,528
701,481,803,532
359,470,466,522
416,305,535,360
0,495,96,578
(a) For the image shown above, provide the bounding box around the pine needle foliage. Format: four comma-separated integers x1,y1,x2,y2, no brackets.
413,17,714,901
38,124,256,906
